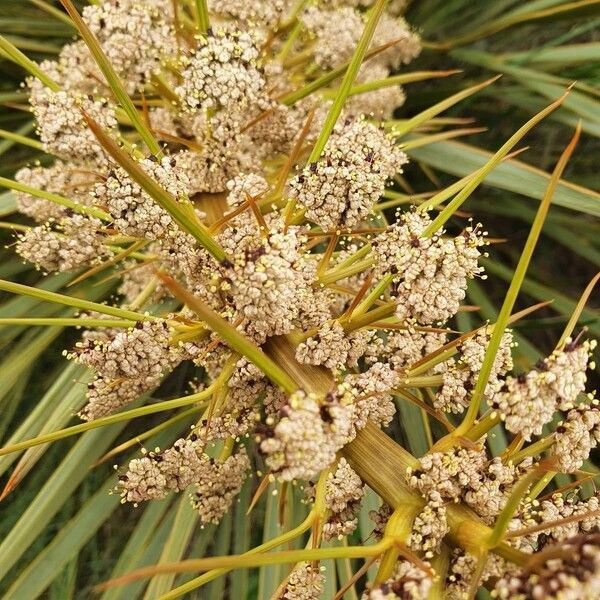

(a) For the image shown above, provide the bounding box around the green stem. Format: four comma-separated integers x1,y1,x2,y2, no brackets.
0,128,43,150
0,318,137,328
510,436,555,464
194,0,210,33
0,279,159,322
349,274,394,319
105,539,393,588
158,511,318,600
325,70,460,98
0,34,60,91
486,468,544,548
318,257,376,285
97,407,200,465
0,388,216,458
83,115,228,263
0,176,111,221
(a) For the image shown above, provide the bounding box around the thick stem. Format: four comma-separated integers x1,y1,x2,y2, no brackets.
264,335,529,567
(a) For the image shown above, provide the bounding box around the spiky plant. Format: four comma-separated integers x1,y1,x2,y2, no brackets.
0,1,598,599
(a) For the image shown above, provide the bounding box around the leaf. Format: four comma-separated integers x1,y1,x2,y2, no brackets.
0,278,157,322
483,259,600,338
258,484,285,600
59,0,162,155
0,416,132,583
101,499,176,600
158,272,298,393
308,0,387,161
0,175,111,220
83,116,228,263
422,88,568,234
458,122,582,431
405,138,600,216
0,191,17,217
143,494,199,599
0,363,89,498
2,425,182,599
391,76,501,138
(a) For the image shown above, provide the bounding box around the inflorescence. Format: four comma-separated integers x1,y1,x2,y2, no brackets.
5,0,598,598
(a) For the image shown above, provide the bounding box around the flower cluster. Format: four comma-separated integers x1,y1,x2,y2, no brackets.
290,118,407,230
8,0,600,597
373,210,487,325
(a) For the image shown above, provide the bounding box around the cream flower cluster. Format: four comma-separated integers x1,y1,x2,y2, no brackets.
373,210,487,325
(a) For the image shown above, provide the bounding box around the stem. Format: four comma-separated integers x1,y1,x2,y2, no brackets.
319,257,376,285
0,128,43,150
0,389,214,458
95,407,200,465
158,512,317,600
486,468,545,548
101,539,393,588
326,70,461,98
0,176,111,221
0,318,137,328
0,279,159,322
0,34,60,91
374,504,421,583
84,114,228,263
194,0,210,33
348,274,394,320
510,436,555,464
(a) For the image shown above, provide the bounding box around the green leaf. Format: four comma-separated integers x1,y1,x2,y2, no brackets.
101,499,176,600
458,124,582,431
159,272,298,394
421,89,568,235
308,0,388,162
406,139,600,217
2,426,182,599
83,116,228,263
143,494,199,599
0,192,17,217
483,258,600,338
0,416,132,582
